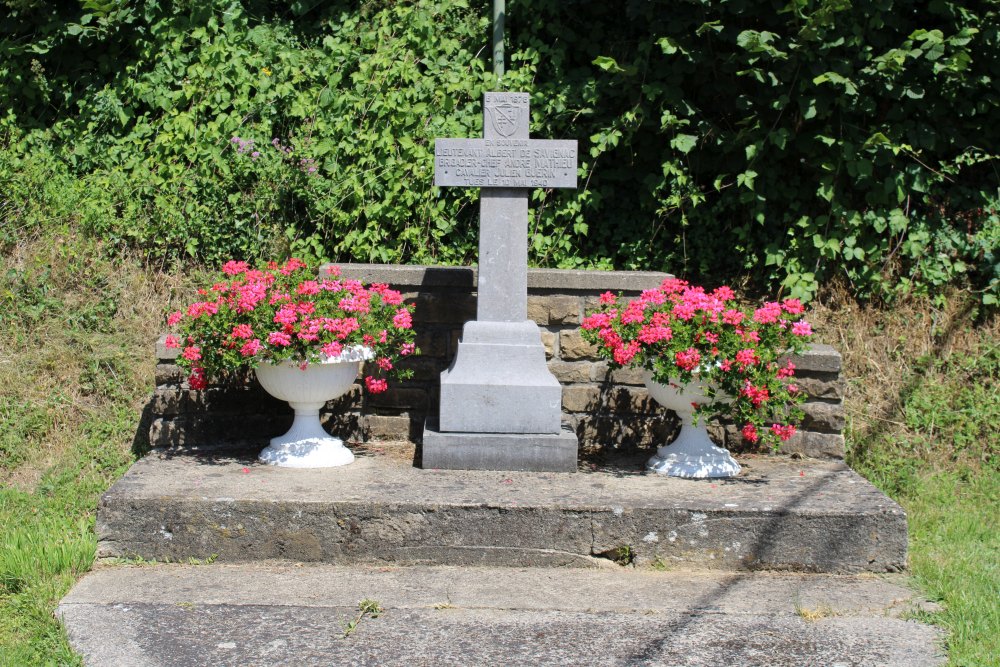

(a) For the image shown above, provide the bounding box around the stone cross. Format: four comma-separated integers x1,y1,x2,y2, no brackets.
422,92,580,473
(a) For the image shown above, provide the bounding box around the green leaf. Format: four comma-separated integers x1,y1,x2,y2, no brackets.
593,56,625,73
671,134,698,154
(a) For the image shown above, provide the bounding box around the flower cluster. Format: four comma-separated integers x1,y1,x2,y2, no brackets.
165,259,418,393
581,278,814,450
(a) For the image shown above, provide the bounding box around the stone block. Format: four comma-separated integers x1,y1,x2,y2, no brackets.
722,424,845,459
422,420,579,472
414,329,450,358
366,387,427,411
148,387,284,417
548,361,594,384
573,414,677,451
526,295,582,325
364,414,415,441
527,297,550,325
607,366,647,386
560,330,600,361
602,386,658,413
155,363,185,386
779,431,846,459
800,401,846,433
562,385,601,412
792,373,846,401
396,356,448,382
540,329,557,359
155,334,180,361
785,344,842,374
411,292,477,325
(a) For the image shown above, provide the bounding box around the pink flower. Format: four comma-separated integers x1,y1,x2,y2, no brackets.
376,357,393,371
781,298,805,315
770,424,797,441
296,280,320,295
741,381,770,407
393,309,412,329
703,332,719,344
660,278,688,294
188,367,207,390
181,346,202,361
599,291,617,305
712,286,735,301
735,348,760,368
753,302,782,324
675,347,701,372
240,339,262,357
222,260,249,276
639,289,666,305
581,312,615,330
742,423,759,443
613,341,641,365
167,311,183,326
280,258,307,275
164,335,181,349
321,342,344,358
671,301,697,321
401,343,416,356
365,376,388,393
231,324,254,339
638,325,672,344
379,289,404,306
722,309,745,326
791,321,813,336
267,331,292,347
274,306,298,325
620,300,647,324
776,361,796,379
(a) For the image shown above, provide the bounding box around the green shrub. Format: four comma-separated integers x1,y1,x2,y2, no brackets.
1,0,997,305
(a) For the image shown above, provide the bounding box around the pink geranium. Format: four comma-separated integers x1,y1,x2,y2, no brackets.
579,277,814,450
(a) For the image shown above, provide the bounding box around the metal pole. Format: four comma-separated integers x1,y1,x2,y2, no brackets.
492,0,504,76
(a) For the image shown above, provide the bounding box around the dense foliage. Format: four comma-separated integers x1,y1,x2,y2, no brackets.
1,0,997,304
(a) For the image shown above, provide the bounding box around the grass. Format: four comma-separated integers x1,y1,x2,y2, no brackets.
0,233,187,665
811,287,999,666
0,229,997,664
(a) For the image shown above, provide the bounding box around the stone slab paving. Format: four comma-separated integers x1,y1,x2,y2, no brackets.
97,447,907,572
59,563,944,666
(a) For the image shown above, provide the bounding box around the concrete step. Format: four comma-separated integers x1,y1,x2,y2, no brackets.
59,563,944,666
97,445,906,573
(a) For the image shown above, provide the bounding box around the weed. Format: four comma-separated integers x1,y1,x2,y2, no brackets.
342,599,383,638
649,557,670,571
795,604,835,622
615,545,635,566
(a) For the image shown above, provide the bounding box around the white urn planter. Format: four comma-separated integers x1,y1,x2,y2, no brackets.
643,369,741,479
254,347,372,468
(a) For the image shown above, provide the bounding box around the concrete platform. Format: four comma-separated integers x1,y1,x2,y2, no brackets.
59,563,944,666
97,445,907,573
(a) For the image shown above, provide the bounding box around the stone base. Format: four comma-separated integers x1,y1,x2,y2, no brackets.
439,320,562,434
422,418,578,472
96,448,909,573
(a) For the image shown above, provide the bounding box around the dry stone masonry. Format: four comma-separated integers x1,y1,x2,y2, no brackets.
151,264,845,460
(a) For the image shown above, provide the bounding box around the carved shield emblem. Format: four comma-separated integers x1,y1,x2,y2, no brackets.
491,103,521,137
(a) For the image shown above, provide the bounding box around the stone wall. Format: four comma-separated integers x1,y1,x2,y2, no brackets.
150,265,845,459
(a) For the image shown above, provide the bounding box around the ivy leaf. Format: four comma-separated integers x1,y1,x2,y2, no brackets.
671,134,698,154
592,56,625,73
